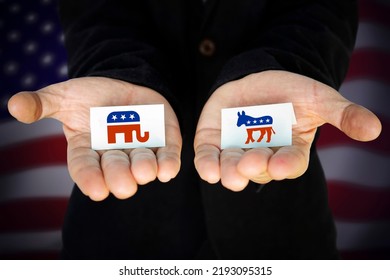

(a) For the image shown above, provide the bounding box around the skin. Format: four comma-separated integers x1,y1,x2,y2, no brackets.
8,70,382,200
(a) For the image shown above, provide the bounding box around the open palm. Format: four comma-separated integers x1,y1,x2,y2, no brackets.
194,70,382,191
8,77,182,201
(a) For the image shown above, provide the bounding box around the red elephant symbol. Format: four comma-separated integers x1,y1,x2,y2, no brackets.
107,110,149,144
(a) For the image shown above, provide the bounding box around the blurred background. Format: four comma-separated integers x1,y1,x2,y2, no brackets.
0,0,389,259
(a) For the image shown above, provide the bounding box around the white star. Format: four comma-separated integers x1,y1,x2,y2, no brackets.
129,114,135,120
7,30,21,42
58,64,68,77
9,4,21,13
111,115,117,121
246,120,251,124
260,119,263,123
121,114,126,120
24,41,38,54
41,53,54,66
266,119,270,123
21,74,36,87
58,33,65,43
41,22,54,34
3,61,19,75
25,13,38,23
253,120,257,124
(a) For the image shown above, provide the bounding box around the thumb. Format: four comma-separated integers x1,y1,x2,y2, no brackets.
337,102,382,142
320,89,382,142
7,88,58,124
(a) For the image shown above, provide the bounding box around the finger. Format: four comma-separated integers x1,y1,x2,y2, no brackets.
129,148,158,185
155,122,182,182
7,88,60,124
220,148,249,191
101,150,138,199
156,143,181,183
67,134,110,201
194,128,221,184
267,144,309,180
237,148,274,184
194,143,221,184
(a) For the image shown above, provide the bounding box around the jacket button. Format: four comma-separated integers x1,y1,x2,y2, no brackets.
199,38,216,57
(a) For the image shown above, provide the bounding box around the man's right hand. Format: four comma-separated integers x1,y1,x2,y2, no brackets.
8,77,182,201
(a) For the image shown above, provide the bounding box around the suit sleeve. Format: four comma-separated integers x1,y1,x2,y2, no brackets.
211,0,358,92
58,0,174,102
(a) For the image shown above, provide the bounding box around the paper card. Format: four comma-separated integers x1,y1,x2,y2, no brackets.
90,104,165,150
221,103,296,149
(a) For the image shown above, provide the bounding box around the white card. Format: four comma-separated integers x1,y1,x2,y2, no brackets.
90,104,165,150
221,103,296,149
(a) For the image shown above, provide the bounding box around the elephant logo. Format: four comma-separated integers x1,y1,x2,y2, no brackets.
107,110,150,144
237,111,275,144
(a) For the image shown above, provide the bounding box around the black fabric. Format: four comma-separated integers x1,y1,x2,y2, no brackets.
59,0,357,259
62,138,208,259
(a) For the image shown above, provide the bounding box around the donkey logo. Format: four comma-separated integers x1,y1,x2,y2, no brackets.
237,111,275,144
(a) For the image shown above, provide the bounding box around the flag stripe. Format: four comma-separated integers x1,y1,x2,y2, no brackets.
318,147,390,188
328,181,390,221
335,220,390,251
359,0,390,26
0,135,67,175
0,230,62,254
0,166,73,202
355,22,390,51
0,251,60,260
339,79,390,119
316,121,389,153
0,198,68,232
345,50,390,82
339,249,390,260
0,119,64,147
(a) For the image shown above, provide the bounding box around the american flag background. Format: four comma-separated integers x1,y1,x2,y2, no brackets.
0,0,389,259
0,0,70,259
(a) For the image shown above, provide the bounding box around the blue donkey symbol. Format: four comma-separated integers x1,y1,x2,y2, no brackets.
237,111,275,144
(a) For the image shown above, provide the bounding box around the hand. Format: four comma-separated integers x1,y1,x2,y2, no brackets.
194,70,382,191
8,77,182,201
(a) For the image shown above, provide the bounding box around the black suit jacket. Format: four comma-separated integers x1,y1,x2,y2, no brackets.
59,0,358,259
59,0,357,129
